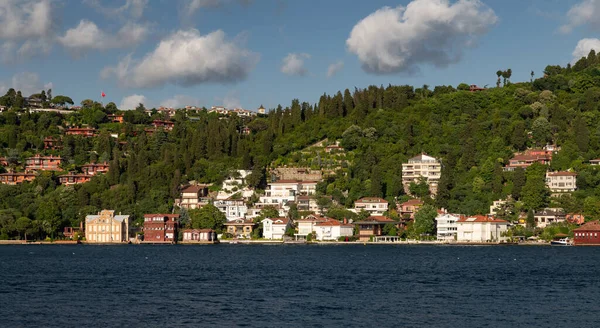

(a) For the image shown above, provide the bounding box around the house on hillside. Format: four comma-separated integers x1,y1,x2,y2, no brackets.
590,159,600,166
503,146,558,171
262,217,292,240
214,199,247,221
353,197,389,216
175,184,210,210
25,155,62,171
152,120,175,131
0,172,37,185
108,114,124,123
43,136,62,150
82,162,110,176
456,215,509,242
546,171,577,194
65,127,97,137
402,153,441,195
398,199,423,219
533,208,566,228
58,172,92,185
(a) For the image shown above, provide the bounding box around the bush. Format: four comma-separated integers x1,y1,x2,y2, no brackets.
337,235,359,242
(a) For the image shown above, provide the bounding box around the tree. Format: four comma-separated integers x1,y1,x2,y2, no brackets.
189,204,226,232
409,177,430,199
496,70,502,88
383,223,398,236
16,217,32,240
51,96,74,107
531,117,552,147
526,209,535,229
530,71,535,83
521,163,550,210
457,83,470,91
413,204,437,238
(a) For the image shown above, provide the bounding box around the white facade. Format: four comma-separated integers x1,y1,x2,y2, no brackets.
262,218,291,240
314,222,354,241
85,210,130,243
214,200,248,221
489,199,507,216
353,198,389,216
435,213,460,241
222,170,252,192
546,172,577,193
456,216,509,242
402,154,441,195
259,181,299,206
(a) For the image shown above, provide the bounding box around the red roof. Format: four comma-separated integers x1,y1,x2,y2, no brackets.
144,214,180,218
181,185,207,193
315,217,353,227
271,180,301,184
268,217,290,225
401,199,423,207
574,221,600,232
183,228,213,233
547,171,577,177
457,215,508,223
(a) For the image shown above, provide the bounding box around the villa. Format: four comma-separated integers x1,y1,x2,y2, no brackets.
85,210,130,243
262,217,292,240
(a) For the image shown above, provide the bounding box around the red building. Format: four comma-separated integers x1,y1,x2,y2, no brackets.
0,172,37,185
43,136,62,150
152,120,175,131
25,155,62,171
65,127,97,137
143,214,180,243
574,221,600,245
59,172,92,185
0,157,8,166
82,162,110,176
398,199,424,219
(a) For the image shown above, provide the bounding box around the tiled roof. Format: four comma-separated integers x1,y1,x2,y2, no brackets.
401,199,423,207
355,197,388,204
181,185,206,193
143,214,180,218
574,221,600,232
315,218,353,227
457,215,508,223
547,171,577,177
271,180,300,184
266,217,290,225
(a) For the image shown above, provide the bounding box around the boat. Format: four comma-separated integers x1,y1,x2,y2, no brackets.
550,238,573,246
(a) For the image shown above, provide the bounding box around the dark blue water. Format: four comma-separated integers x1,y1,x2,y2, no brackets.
0,245,598,327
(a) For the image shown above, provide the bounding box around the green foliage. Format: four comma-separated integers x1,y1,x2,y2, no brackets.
412,204,437,238
189,204,226,233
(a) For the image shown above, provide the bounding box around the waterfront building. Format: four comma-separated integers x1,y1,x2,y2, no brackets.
533,208,566,228
402,153,441,195
314,218,353,241
456,215,509,242
85,210,130,243
353,197,389,216
353,216,396,242
182,229,216,242
435,212,461,241
224,218,255,238
546,171,577,194
262,217,291,240
574,221,600,245
143,214,179,243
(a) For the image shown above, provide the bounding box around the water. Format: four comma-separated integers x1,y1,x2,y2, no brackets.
0,245,598,328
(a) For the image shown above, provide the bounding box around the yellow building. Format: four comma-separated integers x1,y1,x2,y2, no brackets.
85,210,130,243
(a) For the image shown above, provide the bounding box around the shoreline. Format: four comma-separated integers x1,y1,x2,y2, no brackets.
0,240,590,246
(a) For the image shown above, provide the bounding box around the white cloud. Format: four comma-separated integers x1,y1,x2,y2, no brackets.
102,29,259,88
0,0,55,61
281,53,310,76
6,72,52,97
181,0,252,19
346,0,497,74
84,0,149,20
58,20,148,53
327,60,344,78
572,38,600,63
119,94,147,110
560,0,600,34
160,95,202,108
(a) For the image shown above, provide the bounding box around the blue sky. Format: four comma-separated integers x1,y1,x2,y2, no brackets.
1,0,599,110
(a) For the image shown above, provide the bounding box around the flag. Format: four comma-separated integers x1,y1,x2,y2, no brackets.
101,91,106,98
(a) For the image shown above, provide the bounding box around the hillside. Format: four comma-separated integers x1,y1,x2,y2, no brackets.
2,54,600,239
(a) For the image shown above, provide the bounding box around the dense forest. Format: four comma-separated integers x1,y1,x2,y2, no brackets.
2,51,600,240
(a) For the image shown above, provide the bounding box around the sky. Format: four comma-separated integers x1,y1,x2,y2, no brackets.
1,0,600,111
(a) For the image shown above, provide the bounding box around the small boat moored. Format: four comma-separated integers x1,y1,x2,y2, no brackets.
551,237,573,246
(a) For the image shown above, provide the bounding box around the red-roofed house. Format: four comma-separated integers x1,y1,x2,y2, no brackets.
398,199,423,219
108,114,124,123
353,197,389,216
82,162,110,176
574,221,600,245
65,127,97,137
262,217,292,240
25,155,62,171
58,172,92,185
152,120,175,131
546,171,577,193
456,215,509,242
504,147,556,171
314,217,353,241
354,216,396,241
0,172,37,185
43,136,61,150
143,214,179,243
175,184,210,209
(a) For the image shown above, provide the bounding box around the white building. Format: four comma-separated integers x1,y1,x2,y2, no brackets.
259,180,318,206
262,217,291,240
435,213,461,241
175,185,210,210
222,170,252,192
314,218,354,241
402,153,441,195
456,215,509,242
489,199,507,216
352,197,389,216
214,199,248,221
546,171,577,194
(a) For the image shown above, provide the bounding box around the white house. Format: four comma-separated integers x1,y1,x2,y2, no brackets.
546,171,577,194
259,180,300,206
222,170,252,192
314,218,354,241
456,215,509,242
352,197,389,216
262,217,291,240
435,213,461,241
214,199,248,221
